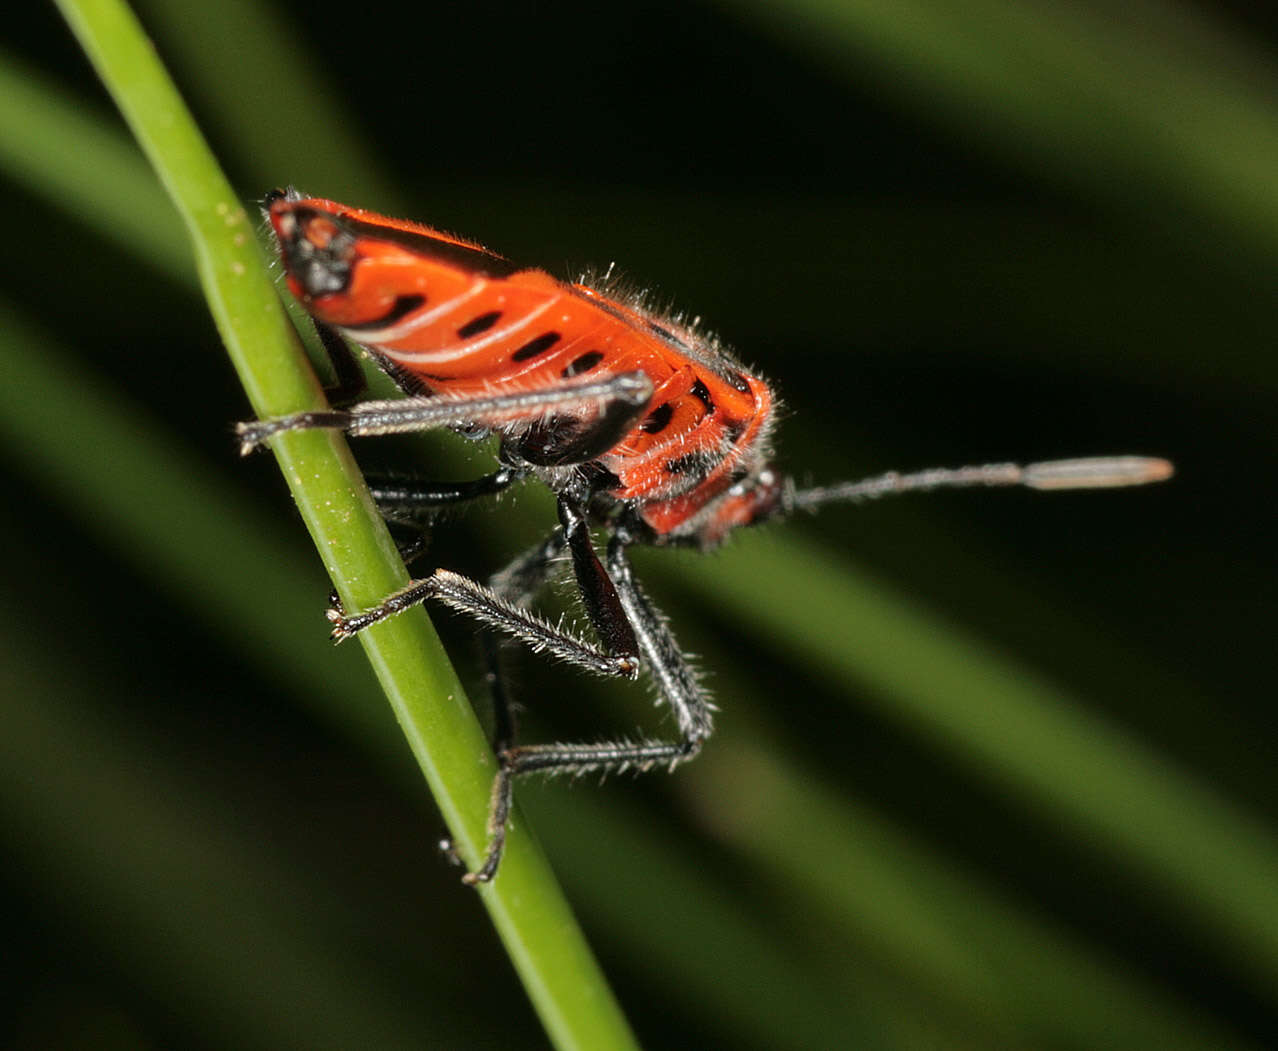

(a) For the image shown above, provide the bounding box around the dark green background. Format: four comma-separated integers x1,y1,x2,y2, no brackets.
4,1,1274,1047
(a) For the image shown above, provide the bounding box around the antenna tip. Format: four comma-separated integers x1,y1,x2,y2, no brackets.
1023,456,1174,490
1139,457,1176,483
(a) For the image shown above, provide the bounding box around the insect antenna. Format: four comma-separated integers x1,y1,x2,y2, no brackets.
786,456,1174,512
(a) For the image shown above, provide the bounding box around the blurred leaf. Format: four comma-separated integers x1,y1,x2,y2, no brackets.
665,533,1278,990
719,0,1278,264
0,612,475,1051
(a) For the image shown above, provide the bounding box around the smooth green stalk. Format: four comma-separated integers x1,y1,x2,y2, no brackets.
52,1,636,1047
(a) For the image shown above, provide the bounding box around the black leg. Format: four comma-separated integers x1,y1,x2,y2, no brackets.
328,522,431,619
463,737,694,886
433,530,571,876
327,516,713,884
557,495,639,663
483,529,571,752
329,467,529,615
605,532,714,746
466,530,712,885
314,321,368,405
327,567,639,678
367,466,527,520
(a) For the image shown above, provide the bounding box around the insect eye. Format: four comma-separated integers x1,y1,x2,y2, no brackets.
304,217,342,250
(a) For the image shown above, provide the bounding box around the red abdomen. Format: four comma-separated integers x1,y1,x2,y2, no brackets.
269,195,775,537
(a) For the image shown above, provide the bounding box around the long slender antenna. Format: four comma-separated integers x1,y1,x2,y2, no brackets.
786,456,1173,512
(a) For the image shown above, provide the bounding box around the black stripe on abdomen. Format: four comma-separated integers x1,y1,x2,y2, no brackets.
511,331,562,361
339,214,520,278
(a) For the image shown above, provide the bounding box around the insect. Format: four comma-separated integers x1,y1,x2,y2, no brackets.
239,188,1173,884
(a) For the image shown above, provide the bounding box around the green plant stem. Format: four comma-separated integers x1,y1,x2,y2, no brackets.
52,1,636,1047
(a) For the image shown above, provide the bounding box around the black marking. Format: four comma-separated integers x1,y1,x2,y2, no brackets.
665,452,703,475
511,331,561,361
640,403,674,435
457,310,503,339
725,370,751,394
690,379,715,414
562,351,605,378
328,210,520,278
342,294,427,332
648,319,690,349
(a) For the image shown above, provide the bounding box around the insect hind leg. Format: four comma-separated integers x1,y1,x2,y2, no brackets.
329,508,712,883
465,528,712,885
325,530,656,885
464,736,698,886
481,527,572,752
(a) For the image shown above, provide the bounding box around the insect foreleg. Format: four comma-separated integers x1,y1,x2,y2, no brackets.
313,321,367,405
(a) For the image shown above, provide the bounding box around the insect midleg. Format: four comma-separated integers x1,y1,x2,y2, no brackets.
367,466,528,520
327,563,637,671
235,372,653,454
320,468,533,611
